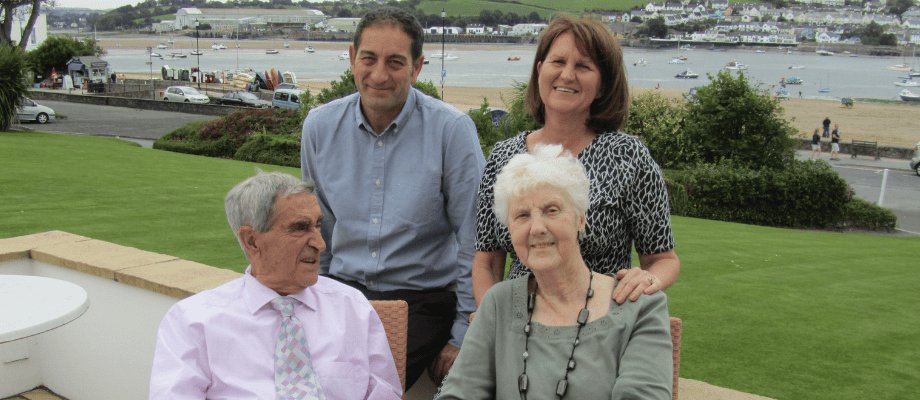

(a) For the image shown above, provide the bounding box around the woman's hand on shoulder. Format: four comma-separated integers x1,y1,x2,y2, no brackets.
612,267,662,305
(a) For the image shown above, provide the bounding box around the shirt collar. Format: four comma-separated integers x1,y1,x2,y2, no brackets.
353,87,418,136
242,265,318,315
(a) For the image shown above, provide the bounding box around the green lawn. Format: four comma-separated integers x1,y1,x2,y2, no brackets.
2,131,918,400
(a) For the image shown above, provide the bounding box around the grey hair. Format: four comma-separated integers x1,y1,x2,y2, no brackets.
493,144,590,226
354,7,424,62
225,170,317,249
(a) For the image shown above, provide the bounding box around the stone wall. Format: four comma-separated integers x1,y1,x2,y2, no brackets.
795,138,914,160
29,89,238,117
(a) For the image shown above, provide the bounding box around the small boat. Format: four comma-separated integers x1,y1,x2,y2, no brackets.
755,49,766,53
816,49,834,56
818,88,830,93
266,49,280,55
909,71,920,78
338,52,349,60
508,56,521,61
775,89,790,98
282,71,296,85
667,57,687,64
190,50,203,56
168,37,175,44
899,89,920,101
305,46,315,53
443,54,458,61
430,51,444,60
783,77,803,85
633,58,651,67
157,43,168,49
888,63,913,71
217,43,227,50
724,60,748,70
149,52,163,58
786,50,793,55
283,42,290,48
169,52,187,59
788,65,805,69
212,43,221,50
675,69,699,79
895,80,920,87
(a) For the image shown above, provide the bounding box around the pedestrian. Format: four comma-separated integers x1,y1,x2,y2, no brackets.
811,128,822,160
822,116,831,138
830,124,841,160
799,91,802,98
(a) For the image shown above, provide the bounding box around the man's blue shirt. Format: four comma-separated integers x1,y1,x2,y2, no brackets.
300,88,485,348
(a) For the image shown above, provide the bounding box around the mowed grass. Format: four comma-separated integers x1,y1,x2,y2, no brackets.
2,131,919,399
418,0,648,18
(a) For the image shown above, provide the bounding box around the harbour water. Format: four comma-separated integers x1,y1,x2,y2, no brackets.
104,43,920,101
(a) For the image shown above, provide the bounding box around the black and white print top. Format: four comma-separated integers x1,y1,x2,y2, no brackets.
475,131,676,279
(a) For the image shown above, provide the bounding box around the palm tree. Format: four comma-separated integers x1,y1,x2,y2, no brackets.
0,45,31,131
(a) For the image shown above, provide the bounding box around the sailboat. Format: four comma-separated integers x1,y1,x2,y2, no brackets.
818,73,830,93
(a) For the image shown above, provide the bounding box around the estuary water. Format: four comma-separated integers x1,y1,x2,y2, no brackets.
103,44,920,101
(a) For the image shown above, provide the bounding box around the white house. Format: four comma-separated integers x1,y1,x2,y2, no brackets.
465,24,486,34
427,26,462,34
509,23,547,36
11,13,47,51
815,31,841,42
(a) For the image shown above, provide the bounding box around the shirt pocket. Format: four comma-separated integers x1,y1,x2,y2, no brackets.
390,172,444,225
316,361,367,399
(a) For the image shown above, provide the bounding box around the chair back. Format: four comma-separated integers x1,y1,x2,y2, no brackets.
369,300,409,393
670,317,682,400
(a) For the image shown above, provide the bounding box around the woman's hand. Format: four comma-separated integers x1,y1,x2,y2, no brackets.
613,267,661,304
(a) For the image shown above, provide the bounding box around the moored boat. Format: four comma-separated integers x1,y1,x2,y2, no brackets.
266,49,280,54
190,50,203,55
443,54,458,61
725,59,748,70
667,57,687,64
782,77,803,85
816,49,834,56
788,65,805,69
888,63,912,71
338,52,349,60
895,79,920,87
634,58,651,67
675,69,699,79
899,89,920,101
508,56,521,61
305,46,315,53
157,43,168,49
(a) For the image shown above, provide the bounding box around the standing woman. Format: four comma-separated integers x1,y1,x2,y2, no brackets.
473,16,679,307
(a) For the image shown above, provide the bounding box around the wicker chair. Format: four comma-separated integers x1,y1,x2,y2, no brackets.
670,317,682,400
369,300,409,394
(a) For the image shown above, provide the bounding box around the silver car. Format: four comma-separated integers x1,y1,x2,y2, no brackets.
162,86,210,104
910,140,920,177
16,98,55,124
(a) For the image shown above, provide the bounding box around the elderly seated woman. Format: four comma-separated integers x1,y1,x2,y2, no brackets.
437,144,673,399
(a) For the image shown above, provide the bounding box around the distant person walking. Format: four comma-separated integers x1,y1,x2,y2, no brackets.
830,124,841,160
798,91,802,98
822,117,831,138
811,128,822,160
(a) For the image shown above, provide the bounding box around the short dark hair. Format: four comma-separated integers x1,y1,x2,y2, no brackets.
354,7,424,62
525,16,629,133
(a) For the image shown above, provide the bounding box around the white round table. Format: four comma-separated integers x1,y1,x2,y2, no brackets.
0,275,90,343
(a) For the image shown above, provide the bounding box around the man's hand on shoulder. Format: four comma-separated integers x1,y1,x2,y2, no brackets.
427,343,460,385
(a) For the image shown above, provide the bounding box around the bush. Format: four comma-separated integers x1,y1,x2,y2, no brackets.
468,98,505,157
316,67,441,104
154,108,300,158
233,134,301,167
624,91,689,169
671,159,849,228
837,197,897,231
1,45,31,131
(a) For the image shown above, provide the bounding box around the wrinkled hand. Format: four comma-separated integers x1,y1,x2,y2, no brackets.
613,267,662,304
428,343,460,385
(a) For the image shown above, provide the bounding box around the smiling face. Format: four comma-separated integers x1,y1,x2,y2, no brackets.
350,24,424,128
536,32,601,122
244,193,326,295
507,185,586,274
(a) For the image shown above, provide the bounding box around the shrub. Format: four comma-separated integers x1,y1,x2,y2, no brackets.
316,68,441,104
837,197,897,231
233,134,301,167
674,159,849,228
624,91,689,169
154,108,300,158
0,45,31,131
468,98,505,158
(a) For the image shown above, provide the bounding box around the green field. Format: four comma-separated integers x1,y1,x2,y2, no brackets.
1,130,918,400
418,0,650,18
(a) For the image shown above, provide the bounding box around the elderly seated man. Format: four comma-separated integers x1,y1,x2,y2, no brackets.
150,171,402,400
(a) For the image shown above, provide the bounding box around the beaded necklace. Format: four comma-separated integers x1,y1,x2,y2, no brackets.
519,269,594,399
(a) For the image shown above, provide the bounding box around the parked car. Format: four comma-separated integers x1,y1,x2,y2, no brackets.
216,91,271,108
162,86,210,104
910,140,920,177
274,82,299,90
272,89,307,109
16,98,55,124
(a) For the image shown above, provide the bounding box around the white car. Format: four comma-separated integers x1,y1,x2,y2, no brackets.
162,86,210,104
16,98,55,124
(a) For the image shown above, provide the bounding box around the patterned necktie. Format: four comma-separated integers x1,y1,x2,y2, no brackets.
270,296,326,400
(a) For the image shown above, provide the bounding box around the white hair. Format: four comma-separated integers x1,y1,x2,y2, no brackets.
493,143,590,226
225,170,316,255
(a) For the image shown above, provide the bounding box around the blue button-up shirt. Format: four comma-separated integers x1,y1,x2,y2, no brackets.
301,88,485,348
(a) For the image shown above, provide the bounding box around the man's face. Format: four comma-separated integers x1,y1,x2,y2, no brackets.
247,193,325,295
350,24,423,120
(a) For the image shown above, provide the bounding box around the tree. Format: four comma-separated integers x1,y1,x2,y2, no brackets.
1,0,45,50
680,70,798,170
25,36,102,80
623,91,689,169
630,16,642,23
886,0,916,16
646,17,668,39
0,45,30,131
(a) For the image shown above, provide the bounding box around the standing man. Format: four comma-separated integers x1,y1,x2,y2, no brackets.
300,7,485,389
830,124,841,160
822,116,831,138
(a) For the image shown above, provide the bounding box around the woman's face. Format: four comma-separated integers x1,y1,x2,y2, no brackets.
537,31,602,120
507,185,586,273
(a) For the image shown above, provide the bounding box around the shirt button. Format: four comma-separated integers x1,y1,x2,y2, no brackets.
371,252,377,258
375,179,381,185
393,128,399,133
377,141,383,147
373,218,378,224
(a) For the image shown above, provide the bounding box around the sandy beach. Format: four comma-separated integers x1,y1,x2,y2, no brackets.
100,36,920,149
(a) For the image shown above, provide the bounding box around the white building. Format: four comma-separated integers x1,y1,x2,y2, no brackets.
426,26,462,34
174,8,326,32
509,23,547,36
11,13,47,51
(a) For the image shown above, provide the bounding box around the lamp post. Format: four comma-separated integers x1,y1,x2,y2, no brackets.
441,8,445,100
195,19,201,90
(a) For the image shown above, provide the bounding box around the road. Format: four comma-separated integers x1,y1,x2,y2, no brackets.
18,100,217,147
17,101,919,235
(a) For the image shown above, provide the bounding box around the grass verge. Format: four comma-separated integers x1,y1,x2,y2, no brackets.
2,131,918,400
